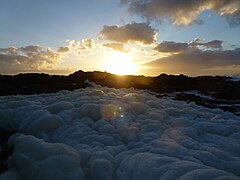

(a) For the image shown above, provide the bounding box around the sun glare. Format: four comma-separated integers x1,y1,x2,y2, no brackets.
103,52,138,75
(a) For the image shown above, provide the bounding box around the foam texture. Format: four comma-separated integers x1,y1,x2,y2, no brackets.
0,86,240,179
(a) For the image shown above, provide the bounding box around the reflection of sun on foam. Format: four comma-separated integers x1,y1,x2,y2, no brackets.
103,52,138,75
101,104,123,120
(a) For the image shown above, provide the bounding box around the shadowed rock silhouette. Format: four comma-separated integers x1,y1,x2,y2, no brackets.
0,70,239,115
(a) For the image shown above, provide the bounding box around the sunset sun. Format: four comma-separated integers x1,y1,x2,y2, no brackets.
103,52,138,75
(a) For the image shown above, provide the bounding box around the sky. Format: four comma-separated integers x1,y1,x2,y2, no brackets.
0,0,240,76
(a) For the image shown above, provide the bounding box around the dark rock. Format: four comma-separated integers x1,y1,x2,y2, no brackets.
0,130,15,174
0,70,239,115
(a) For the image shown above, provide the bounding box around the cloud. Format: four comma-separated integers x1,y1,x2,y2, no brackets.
82,39,95,49
18,45,42,53
0,47,18,55
120,0,240,26
0,45,61,74
154,39,223,53
57,46,70,53
67,39,95,54
142,46,240,75
99,22,157,45
191,40,223,49
154,41,190,53
0,38,96,74
102,43,128,52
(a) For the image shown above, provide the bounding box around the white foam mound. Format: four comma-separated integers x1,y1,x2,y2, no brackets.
7,135,84,180
0,86,240,180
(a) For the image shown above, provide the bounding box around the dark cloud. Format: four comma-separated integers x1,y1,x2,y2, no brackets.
154,39,223,53
102,43,128,52
0,47,18,55
99,22,157,45
143,47,240,75
225,10,240,27
210,1,240,27
0,45,61,74
57,46,70,53
19,45,42,53
191,40,223,49
154,41,189,53
120,0,240,26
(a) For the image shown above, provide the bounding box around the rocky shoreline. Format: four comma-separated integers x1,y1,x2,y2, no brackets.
0,71,239,176
1,70,239,116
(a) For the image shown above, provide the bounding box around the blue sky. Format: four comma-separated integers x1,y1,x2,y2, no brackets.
0,0,130,48
1,0,239,48
0,0,240,75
